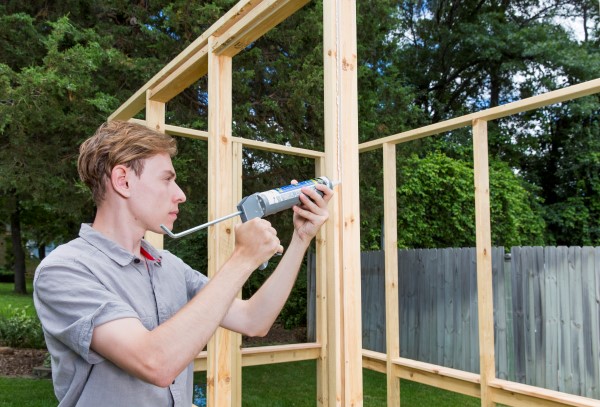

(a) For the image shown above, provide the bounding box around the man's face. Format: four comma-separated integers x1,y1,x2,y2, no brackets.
127,153,186,234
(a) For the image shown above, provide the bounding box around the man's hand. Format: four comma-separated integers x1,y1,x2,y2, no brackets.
233,218,283,270
291,182,333,244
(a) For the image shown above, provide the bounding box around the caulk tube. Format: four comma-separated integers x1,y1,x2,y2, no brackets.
256,176,334,217
237,177,335,222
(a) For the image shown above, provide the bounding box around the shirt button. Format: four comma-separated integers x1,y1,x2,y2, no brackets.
134,258,141,264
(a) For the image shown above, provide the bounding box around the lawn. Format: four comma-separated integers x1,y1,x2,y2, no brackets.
0,377,56,407
0,364,480,407
0,282,36,316
197,361,480,406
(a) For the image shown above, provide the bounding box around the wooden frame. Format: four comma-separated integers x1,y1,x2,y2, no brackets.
107,0,600,405
357,77,600,407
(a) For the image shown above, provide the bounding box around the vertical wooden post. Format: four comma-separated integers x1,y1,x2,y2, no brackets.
231,142,243,407
315,157,329,406
472,119,495,407
207,35,237,407
144,93,166,250
323,0,363,405
383,143,400,405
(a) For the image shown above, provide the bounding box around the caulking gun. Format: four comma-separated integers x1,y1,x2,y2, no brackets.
160,176,339,269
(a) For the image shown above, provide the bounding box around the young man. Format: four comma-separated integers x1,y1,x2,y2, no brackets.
33,120,333,406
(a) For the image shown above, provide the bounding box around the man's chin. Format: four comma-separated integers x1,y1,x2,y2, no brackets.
150,223,172,235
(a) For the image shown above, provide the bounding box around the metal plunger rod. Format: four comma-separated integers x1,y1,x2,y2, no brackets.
160,210,243,239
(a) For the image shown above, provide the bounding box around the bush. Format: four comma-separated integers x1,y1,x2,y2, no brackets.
0,270,14,283
0,305,46,349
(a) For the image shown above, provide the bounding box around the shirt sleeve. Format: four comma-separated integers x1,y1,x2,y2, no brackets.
34,259,140,364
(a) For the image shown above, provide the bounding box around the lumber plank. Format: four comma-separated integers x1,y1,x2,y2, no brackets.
359,78,600,152
383,143,400,406
109,0,261,120
206,36,236,407
472,119,495,407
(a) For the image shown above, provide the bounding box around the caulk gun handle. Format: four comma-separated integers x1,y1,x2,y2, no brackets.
236,194,272,270
245,214,269,271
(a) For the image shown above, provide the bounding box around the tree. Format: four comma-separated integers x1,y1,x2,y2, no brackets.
0,16,141,292
389,0,599,246
392,152,545,249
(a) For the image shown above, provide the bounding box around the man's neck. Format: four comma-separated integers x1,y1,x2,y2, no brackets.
92,205,145,256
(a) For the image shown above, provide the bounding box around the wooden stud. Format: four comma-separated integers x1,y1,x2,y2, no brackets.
323,0,363,405
231,141,243,407
315,157,329,406
206,35,236,407
143,93,166,250
472,119,495,407
383,143,400,405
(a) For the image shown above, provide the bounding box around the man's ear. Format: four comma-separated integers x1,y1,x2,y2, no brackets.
111,165,131,198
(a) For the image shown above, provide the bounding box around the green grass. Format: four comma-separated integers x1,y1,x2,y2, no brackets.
0,377,56,407
195,360,480,406
0,360,480,406
0,282,36,316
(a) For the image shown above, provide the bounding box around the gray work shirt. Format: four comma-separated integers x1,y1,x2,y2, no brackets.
33,224,209,407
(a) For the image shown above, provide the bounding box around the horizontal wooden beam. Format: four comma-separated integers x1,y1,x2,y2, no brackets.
193,343,322,372
363,350,480,398
489,379,600,407
152,0,309,101
129,118,209,140
148,45,209,103
231,137,324,158
109,0,312,117
240,343,321,367
109,0,262,120
211,0,309,58
130,119,323,158
359,78,600,152
362,349,387,374
362,350,600,407
392,357,481,399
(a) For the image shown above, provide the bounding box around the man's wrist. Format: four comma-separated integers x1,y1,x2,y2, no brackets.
291,230,312,249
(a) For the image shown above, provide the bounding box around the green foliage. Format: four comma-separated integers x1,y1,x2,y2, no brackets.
0,305,45,349
393,152,545,249
277,262,308,329
396,152,476,248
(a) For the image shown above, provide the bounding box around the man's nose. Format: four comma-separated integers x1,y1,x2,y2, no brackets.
175,183,186,203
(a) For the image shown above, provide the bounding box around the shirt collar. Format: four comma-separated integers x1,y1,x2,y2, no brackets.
79,223,162,267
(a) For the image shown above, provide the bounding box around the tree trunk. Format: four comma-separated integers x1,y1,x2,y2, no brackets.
10,197,27,294
38,243,46,260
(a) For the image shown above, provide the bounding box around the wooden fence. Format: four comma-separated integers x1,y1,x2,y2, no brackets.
307,246,600,399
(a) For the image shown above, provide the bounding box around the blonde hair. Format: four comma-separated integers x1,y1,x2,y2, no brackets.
78,120,177,204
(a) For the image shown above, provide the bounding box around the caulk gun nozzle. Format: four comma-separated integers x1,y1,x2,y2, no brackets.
331,180,341,188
